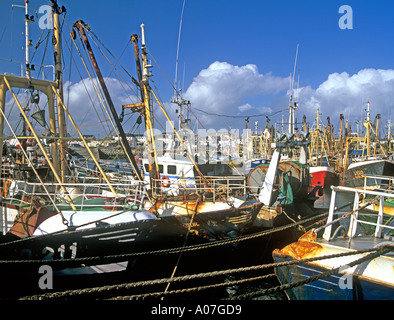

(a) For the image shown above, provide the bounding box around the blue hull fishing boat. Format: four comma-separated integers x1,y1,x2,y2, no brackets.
273,185,394,300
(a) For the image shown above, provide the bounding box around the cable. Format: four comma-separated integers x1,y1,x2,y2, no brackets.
194,107,289,119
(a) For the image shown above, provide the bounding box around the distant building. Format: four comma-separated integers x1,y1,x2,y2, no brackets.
112,134,146,146
82,134,96,141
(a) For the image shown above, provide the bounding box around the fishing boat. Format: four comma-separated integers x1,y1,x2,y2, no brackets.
0,2,262,299
120,24,262,240
309,166,338,189
273,185,394,300
246,135,323,228
341,102,394,188
0,3,197,297
342,159,394,188
308,110,338,187
359,174,394,216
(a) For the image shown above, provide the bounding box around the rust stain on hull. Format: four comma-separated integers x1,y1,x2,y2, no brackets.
274,230,322,260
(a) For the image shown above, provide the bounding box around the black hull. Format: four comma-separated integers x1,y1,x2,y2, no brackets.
173,202,262,241
0,201,262,299
0,217,189,298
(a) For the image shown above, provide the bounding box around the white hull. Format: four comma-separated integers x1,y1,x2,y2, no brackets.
0,205,19,235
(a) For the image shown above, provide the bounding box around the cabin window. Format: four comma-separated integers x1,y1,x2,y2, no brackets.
167,165,177,175
144,163,164,174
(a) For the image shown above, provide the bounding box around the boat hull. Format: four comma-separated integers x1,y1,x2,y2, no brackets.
342,160,394,188
148,198,262,241
273,254,394,300
273,237,394,300
0,215,189,298
309,166,338,189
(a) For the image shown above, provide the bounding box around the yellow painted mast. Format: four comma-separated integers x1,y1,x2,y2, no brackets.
138,25,160,191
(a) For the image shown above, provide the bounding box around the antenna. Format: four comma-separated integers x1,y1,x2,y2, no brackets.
290,43,299,103
172,0,189,131
174,0,186,96
288,44,299,134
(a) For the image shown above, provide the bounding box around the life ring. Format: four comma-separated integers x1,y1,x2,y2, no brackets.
160,176,171,188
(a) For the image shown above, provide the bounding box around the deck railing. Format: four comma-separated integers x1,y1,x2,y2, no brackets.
322,185,394,245
363,174,394,192
151,175,247,201
0,176,148,211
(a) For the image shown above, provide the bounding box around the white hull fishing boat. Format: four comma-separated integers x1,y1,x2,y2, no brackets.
0,5,161,299
0,1,263,299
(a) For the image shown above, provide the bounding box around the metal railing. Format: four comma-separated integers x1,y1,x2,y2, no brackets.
151,175,247,201
0,176,148,211
363,174,394,192
322,185,394,244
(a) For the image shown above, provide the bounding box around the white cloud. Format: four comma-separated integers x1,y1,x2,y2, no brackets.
5,68,393,139
2,77,139,139
183,61,290,126
296,68,394,124
63,77,138,137
238,103,253,112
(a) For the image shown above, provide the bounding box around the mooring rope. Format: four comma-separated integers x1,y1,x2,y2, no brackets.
19,244,392,300
0,211,329,269
227,244,394,300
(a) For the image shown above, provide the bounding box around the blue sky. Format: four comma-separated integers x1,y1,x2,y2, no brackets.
1,0,394,138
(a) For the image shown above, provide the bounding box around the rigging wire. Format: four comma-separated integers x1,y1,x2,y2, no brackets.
146,47,208,131
194,107,289,119
87,25,168,134
85,31,141,137
66,21,146,182
0,7,12,45
61,17,112,137
78,31,111,133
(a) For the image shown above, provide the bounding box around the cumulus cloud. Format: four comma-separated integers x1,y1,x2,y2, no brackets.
296,69,394,125
6,67,392,139
183,61,290,126
2,77,139,139
63,77,138,137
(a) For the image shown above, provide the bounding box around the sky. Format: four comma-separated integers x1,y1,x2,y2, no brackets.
0,0,394,139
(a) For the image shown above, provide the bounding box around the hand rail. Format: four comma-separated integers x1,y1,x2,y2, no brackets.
321,185,394,245
0,177,148,211
150,175,246,200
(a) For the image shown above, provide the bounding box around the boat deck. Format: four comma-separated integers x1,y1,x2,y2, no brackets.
318,236,394,258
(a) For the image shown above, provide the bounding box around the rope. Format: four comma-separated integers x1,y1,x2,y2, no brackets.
0,108,66,222
19,245,392,300
109,274,277,301
161,199,198,298
0,211,329,266
227,244,394,300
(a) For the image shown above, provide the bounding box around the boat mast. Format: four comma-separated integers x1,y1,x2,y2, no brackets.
138,24,160,190
173,0,187,131
24,1,34,78
365,101,371,156
288,44,299,135
72,20,143,181
22,1,35,159
388,119,393,153
52,0,68,181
